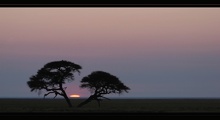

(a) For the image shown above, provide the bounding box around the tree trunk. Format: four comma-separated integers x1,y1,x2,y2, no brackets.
77,96,93,108
61,88,72,108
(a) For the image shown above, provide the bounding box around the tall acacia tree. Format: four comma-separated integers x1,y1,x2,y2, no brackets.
27,60,82,107
77,71,130,107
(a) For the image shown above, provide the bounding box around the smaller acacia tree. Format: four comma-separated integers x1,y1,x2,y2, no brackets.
77,71,130,107
27,60,82,107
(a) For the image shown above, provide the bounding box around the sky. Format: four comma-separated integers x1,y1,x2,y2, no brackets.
0,8,220,98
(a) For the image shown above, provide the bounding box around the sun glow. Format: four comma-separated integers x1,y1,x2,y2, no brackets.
70,94,80,98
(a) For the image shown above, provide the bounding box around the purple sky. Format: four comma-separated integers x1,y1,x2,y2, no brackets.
1,8,220,98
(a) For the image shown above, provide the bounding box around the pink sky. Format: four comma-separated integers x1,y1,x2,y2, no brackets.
1,8,220,98
1,8,220,57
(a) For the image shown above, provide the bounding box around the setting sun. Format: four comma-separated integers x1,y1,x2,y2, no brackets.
70,94,80,98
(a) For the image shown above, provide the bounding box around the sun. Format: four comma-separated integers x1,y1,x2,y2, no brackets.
70,94,80,98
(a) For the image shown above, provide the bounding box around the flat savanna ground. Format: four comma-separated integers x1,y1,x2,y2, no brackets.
1,98,220,114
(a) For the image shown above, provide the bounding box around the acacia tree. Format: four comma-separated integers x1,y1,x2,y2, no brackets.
27,60,82,107
77,71,130,107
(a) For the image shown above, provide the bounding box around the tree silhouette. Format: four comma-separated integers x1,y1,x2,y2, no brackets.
27,60,82,107
77,71,130,107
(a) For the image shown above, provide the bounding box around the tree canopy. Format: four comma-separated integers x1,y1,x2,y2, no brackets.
27,60,82,107
78,71,130,107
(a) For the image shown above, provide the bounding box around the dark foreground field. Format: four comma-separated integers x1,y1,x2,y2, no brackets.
1,98,220,116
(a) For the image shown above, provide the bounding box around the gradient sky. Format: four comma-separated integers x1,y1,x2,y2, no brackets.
0,8,220,98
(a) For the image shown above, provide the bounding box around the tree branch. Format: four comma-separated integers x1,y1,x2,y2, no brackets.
100,96,111,100
43,90,63,99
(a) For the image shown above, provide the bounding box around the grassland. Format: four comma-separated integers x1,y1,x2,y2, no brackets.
1,98,220,115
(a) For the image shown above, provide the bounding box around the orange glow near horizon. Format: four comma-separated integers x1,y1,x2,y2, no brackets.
70,94,80,98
